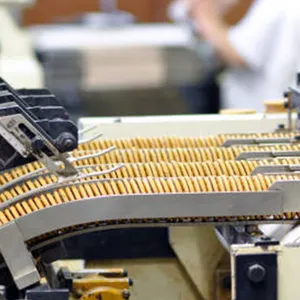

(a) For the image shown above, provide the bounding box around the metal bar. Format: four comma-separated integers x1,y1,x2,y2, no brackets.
0,162,124,192
0,164,124,209
78,132,103,145
251,165,291,175
78,125,98,136
0,168,45,193
0,147,119,194
252,164,300,175
12,191,283,242
0,222,40,290
222,138,293,147
236,151,300,161
70,146,116,163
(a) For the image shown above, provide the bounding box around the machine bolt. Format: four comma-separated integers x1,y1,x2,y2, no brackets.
31,137,45,151
62,138,74,150
122,290,130,299
56,133,77,152
247,263,266,283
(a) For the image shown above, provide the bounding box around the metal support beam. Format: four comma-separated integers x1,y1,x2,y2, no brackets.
0,222,40,290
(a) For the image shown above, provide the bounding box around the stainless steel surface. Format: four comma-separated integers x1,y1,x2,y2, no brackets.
222,138,293,147
251,164,300,175
0,222,40,290
7,191,282,242
0,115,29,157
270,180,300,212
79,113,297,138
236,151,300,161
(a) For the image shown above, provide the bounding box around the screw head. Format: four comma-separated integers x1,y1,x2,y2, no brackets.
284,101,289,109
122,290,130,299
247,264,266,283
31,138,45,152
56,133,77,152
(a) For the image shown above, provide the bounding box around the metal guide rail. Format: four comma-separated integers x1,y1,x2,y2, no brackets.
0,176,299,291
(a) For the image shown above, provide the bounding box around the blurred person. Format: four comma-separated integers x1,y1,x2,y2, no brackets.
172,0,300,112
169,0,222,114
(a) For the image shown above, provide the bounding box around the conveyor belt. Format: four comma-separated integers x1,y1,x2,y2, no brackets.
2,158,300,197
78,133,300,150
2,133,300,290
0,172,295,253
0,174,299,227
1,139,300,234
4,144,299,181
74,144,300,164
2,134,300,184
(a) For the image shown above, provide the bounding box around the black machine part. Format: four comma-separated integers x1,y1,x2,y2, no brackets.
26,289,69,300
0,78,79,172
235,253,277,300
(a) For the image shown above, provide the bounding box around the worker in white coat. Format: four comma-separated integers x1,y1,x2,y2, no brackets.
170,0,300,112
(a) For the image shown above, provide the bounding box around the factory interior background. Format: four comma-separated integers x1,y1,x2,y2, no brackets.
11,0,253,120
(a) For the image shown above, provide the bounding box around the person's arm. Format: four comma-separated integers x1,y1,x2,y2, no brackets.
190,0,247,68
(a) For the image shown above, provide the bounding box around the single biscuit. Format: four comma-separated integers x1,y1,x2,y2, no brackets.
15,203,26,216
178,177,191,193
96,182,108,196
166,178,177,193
39,194,51,207
203,177,213,192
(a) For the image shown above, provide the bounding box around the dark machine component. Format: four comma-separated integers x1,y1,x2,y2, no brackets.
26,289,69,300
235,253,277,300
34,228,175,264
0,78,78,172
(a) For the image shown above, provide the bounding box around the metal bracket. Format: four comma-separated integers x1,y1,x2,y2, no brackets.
0,114,78,177
0,222,40,290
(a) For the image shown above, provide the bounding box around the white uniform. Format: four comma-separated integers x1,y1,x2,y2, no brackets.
223,0,300,111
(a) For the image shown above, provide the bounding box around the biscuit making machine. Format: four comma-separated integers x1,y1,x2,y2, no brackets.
2,77,300,299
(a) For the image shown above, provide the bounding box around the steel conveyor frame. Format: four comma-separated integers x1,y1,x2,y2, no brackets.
0,179,300,290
